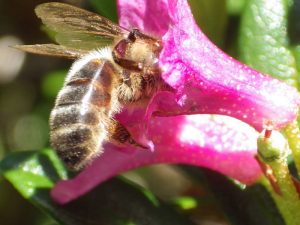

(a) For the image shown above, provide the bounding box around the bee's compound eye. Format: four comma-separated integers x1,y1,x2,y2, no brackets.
128,29,138,42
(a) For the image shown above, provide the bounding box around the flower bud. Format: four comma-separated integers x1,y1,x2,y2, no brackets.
257,130,289,162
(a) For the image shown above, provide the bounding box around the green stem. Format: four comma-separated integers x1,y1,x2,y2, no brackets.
260,177,300,225
257,130,300,225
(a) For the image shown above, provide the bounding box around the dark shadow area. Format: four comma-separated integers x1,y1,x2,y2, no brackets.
182,166,285,225
37,150,79,181
32,178,197,225
0,180,50,225
288,0,300,45
0,151,36,171
222,13,241,58
37,153,64,182
287,155,300,180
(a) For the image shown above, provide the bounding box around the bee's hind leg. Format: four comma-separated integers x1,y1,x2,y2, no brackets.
107,119,149,150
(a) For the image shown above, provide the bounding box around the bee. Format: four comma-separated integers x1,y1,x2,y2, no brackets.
16,3,170,171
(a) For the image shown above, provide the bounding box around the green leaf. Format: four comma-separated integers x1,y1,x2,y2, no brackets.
239,0,298,87
89,0,118,23
0,150,67,199
0,150,196,225
189,0,227,46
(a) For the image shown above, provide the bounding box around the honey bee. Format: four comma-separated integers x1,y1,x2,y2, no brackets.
16,3,170,171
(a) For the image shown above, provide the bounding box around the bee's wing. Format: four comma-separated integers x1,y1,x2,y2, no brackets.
14,44,87,59
54,32,113,51
35,2,129,50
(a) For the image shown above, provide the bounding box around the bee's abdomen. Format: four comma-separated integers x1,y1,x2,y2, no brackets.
50,122,95,170
50,59,118,171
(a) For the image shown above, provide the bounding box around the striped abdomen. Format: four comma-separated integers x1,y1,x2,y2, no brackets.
50,58,118,171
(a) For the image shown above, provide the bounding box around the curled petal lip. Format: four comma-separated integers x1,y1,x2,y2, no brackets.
120,0,300,130
157,0,300,131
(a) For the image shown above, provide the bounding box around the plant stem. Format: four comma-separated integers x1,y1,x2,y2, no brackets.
257,130,300,225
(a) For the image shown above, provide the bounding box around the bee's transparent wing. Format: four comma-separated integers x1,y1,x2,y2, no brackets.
14,44,87,59
35,2,129,50
54,32,113,50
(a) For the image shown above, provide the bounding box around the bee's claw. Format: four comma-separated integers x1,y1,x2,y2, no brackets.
129,138,153,151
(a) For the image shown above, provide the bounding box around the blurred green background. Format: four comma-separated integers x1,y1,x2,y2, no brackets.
1,0,299,224
0,1,74,224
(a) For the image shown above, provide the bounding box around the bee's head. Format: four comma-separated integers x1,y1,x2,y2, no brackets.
112,29,162,72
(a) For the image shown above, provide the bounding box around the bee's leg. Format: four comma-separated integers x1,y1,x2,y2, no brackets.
143,66,161,76
107,119,149,150
118,70,144,102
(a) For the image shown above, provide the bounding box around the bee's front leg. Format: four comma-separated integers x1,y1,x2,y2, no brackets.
118,70,144,102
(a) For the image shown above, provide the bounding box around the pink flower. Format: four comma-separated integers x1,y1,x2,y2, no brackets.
51,0,300,204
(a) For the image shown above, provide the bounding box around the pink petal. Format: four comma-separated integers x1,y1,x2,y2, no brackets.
118,0,171,37
51,115,261,204
157,0,300,130
119,0,300,130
